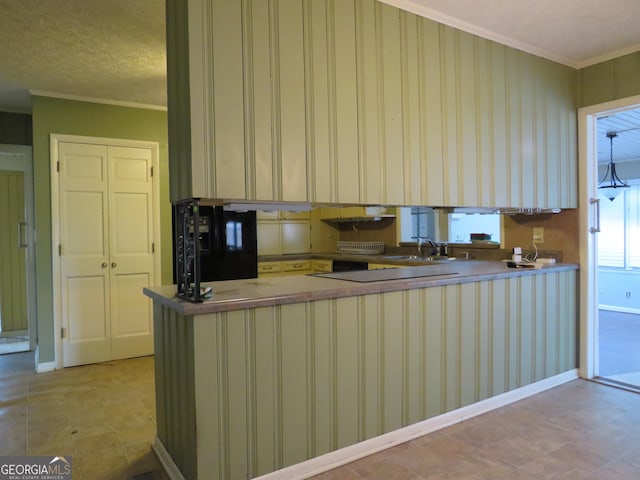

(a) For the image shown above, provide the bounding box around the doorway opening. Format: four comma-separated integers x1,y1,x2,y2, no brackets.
579,95,640,391
0,144,35,357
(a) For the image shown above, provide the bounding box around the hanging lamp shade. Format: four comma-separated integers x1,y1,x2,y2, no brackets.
598,132,629,201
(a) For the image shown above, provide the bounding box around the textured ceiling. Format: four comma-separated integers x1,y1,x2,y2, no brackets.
1,0,640,113
0,0,166,111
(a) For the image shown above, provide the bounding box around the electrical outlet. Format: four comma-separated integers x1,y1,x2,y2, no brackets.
533,227,544,243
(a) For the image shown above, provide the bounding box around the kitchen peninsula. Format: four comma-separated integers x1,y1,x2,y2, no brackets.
144,260,578,480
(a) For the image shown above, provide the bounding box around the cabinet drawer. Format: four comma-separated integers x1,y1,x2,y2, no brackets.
311,260,332,273
258,262,282,274
281,260,311,272
368,263,400,270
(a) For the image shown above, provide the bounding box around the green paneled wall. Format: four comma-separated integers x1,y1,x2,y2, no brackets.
175,0,578,209
155,269,578,479
31,96,169,363
578,51,640,107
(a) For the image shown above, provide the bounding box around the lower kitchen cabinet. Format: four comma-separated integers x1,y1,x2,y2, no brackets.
257,261,283,278
258,260,312,277
311,260,332,273
368,263,401,270
281,260,311,276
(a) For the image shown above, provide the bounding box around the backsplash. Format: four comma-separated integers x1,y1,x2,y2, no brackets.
315,208,579,263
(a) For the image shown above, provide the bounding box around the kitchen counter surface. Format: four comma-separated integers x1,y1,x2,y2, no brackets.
144,260,578,315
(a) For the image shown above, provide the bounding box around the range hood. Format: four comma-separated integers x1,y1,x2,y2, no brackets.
324,214,395,223
321,206,396,223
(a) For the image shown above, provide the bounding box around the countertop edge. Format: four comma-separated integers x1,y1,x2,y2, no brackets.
144,262,579,316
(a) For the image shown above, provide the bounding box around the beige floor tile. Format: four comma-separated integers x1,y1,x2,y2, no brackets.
116,417,157,444
73,431,121,458
76,445,129,479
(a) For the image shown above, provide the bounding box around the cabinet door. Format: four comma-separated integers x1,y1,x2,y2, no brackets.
282,221,310,254
257,221,282,256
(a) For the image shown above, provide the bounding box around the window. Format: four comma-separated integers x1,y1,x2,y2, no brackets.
398,208,501,244
448,213,500,244
398,207,435,242
598,183,640,269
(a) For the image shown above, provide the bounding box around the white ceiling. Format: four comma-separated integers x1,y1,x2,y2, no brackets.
1,0,640,130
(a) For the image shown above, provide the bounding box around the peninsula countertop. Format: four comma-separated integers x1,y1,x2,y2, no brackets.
143,260,578,316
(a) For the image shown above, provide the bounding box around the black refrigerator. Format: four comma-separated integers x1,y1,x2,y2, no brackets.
173,199,257,301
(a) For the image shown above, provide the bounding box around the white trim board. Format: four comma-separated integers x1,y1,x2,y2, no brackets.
578,94,640,380
154,369,578,480
30,90,167,112
599,305,640,315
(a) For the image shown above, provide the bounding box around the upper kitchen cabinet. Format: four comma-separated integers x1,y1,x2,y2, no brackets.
167,0,577,209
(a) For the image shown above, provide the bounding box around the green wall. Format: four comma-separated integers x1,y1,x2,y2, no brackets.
31,96,171,364
0,111,32,146
578,51,640,107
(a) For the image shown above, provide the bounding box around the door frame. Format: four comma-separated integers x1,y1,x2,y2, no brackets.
50,134,161,369
578,93,640,379
0,144,36,352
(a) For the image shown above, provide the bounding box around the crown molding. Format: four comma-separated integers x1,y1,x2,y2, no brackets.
29,90,167,112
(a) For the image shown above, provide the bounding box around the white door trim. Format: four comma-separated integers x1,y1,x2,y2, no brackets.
0,144,36,353
578,94,640,379
50,134,161,369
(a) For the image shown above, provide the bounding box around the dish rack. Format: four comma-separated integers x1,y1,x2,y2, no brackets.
336,241,384,255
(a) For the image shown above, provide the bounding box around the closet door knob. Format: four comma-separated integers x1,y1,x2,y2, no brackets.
101,262,108,269
111,262,117,268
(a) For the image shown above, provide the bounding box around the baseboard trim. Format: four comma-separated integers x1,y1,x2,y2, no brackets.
36,362,55,373
153,437,186,480
254,369,579,480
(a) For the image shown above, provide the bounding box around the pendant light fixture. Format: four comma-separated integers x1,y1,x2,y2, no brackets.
599,131,629,201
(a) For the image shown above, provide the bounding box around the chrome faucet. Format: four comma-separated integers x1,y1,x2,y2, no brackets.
412,237,438,257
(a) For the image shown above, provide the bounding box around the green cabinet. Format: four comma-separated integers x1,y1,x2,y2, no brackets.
169,0,577,208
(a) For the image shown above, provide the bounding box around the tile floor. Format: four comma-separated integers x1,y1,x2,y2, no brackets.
1,352,640,480
310,380,640,480
0,352,166,480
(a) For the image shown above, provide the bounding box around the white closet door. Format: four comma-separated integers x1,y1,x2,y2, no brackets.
108,146,154,360
59,142,111,366
59,142,155,367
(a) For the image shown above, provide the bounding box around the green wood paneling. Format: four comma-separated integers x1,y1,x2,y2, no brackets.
423,287,444,418
158,270,578,480
180,0,577,208
154,306,196,480
0,170,27,332
578,51,640,107
165,0,192,202
334,297,360,447
355,0,381,204
332,0,360,204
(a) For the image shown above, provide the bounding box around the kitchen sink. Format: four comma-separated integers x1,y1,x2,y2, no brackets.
380,255,454,263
